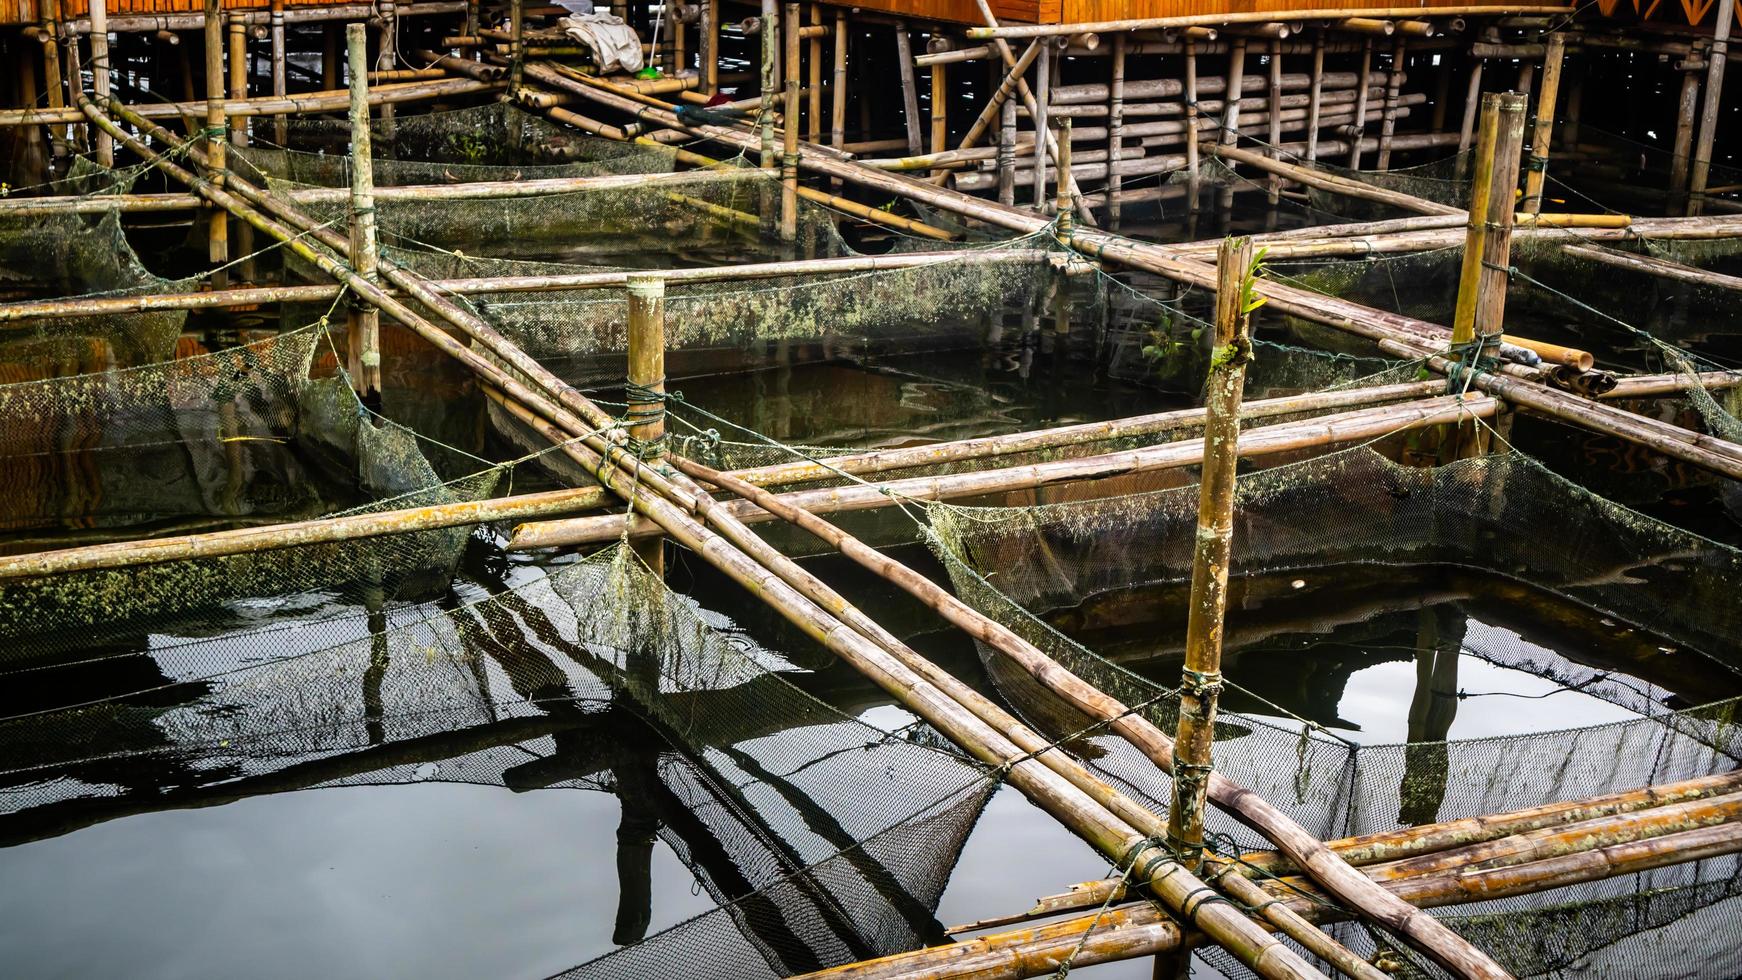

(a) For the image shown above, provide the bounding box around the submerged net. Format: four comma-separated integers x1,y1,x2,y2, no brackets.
0,542,998,978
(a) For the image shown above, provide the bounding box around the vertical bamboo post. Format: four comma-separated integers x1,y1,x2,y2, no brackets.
204,0,229,285
627,273,667,578
997,90,1017,206
270,0,286,145
376,1,398,137
16,44,46,184
62,4,87,157
1430,53,1451,132
1165,235,1253,871
509,0,525,96
808,3,822,142
1108,33,1126,226
896,21,923,155
1185,38,1200,213
1217,39,1245,212
1563,57,1583,147
90,0,113,166
1032,43,1051,210
1520,33,1564,214
1347,37,1373,168
760,0,778,170
1304,29,1324,163
1449,92,1526,458
346,23,382,404
465,0,480,50
1455,60,1483,179
41,0,68,161
1266,38,1282,204
1054,117,1073,235
228,12,255,283
1690,0,1735,215
830,10,846,150
781,1,800,242
930,58,948,162
702,0,718,94
1515,61,1534,98
1375,38,1406,170
1672,51,1703,212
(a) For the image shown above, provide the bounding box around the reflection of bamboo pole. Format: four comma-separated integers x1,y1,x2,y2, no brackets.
1167,236,1252,870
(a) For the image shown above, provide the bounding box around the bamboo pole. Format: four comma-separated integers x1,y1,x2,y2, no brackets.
781,2,801,241
87,0,113,166
508,0,524,95
1033,43,1051,209
1109,35,1126,224
1689,0,1736,215
1186,38,1201,213
1167,235,1252,870
1205,142,1459,215
670,453,1388,980
1521,33,1564,214
808,3,822,143
927,39,1041,186
1449,91,1527,452
204,0,229,282
1375,38,1406,169
0,379,1440,583
1672,53,1703,212
1305,30,1324,163
971,0,1091,223
1267,39,1283,203
1455,60,1482,179
228,12,255,284
627,273,667,577
998,94,1018,206
1054,118,1073,230
1346,38,1373,168
963,7,1573,40
0,75,502,128
1561,241,1742,294
269,0,286,145
509,395,1495,548
895,21,923,155
830,10,846,153
346,23,382,403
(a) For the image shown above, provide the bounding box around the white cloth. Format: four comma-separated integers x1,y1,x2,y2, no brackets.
559,12,644,74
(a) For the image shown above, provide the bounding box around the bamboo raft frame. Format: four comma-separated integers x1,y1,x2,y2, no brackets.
7,4,1742,979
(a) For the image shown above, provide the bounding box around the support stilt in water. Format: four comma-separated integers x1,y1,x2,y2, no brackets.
1672,48,1703,212
896,20,922,155
1109,34,1126,225
1266,38,1283,203
1455,59,1483,178
1166,235,1252,870
228,11,255,284
1305,29,1324,163
1449,91,1527,459
1033,42,1051,210
781,2,800,242
1346,37,1372,168
1375,37,1406,169
90,0,113,167
998,92,1017,206
1185,38,1201,213
829,9,845,154
508,0,525,96
269,0,286,145
1520,33,1564,214
627,273,667,578
346,23,382,404
204,0,229,285
1691,0,1734,216
1217,38,1245,212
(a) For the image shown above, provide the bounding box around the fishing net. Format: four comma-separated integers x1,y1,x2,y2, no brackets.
0,209,193,366
927,440,1742,978
0,540,999,978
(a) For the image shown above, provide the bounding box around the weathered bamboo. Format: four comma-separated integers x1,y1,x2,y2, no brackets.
998,94,1018,205
346,23,382,402
1561,241,1742,294
781,2,801,241
1167,234,1252,872
971,0,1091,223
1346,37,1373,169
509,396,1496,548
1455,59,1483,178
829,9,846,152
1185,37,1202,213
89,0,112,166
1033,42,1051,209
1521,33,1565,214
794,819,1742,980
1671,53,1703,211
807,3,822,143
268,0,286,145
1375,38,1406,169
1266,39,1283,203
1449,91,1528,460
204,0,229,279
1206,142,1460,215
0,76,501,127
1305,30,1325,163
964,8,1572,40
1108,35,1126,223
895,21,922,155
1690,0,1736,214
626,273,667,577
928,38,1042,186
1054,117,1073,227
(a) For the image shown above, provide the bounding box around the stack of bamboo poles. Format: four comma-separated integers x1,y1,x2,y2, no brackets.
791,769,1742,980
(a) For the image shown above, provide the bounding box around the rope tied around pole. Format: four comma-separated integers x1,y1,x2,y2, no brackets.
623,378,669,460
1444,332,1501,395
